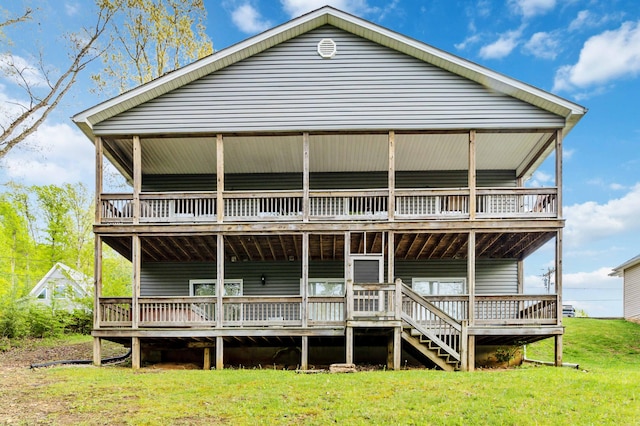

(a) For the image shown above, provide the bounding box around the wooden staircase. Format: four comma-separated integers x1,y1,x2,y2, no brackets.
401,285,464,371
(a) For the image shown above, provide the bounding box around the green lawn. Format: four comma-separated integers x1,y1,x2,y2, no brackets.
3,318,639,425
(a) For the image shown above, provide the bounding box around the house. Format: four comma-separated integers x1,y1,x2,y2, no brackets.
610,254,640,322
72,6,586,371
28,263,91,312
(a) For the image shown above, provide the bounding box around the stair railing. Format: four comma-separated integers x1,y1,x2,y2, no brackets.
401,284,463,362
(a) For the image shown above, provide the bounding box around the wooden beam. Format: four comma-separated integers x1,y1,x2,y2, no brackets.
93,337,102,367
303,132,310,222
388,130,395,221
94,235,102,330
554,334,563,367
216,134,224,223
216,234,224,328
301,336,309,370
204,347,211,370
468,231,476,326
216,336,224,370
555,129,563,218
132,136,141,225
132,235,140,329
132,337,141,369
302,233,309,328
468,130,476,220
345,326,353,364
95,136,103,224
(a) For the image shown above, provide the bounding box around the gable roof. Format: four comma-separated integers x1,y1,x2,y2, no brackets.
611,254,640,277
28,262,91,298
72,6,586,140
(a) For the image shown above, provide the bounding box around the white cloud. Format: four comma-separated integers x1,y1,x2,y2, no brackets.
65,2,80,16
0,122,94,186
479,28,523,59
280,0,370,18
523,31,559,60
508,0,556,18
564,183,640,247
455,34,481,51
231,4,272,34
563,267,620,289
553,20,640,92
527,170,553,187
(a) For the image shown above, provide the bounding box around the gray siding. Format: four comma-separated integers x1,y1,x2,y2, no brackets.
95,26,563,135
396,259,517,294
142,170,516,192
624,263,640,320
141,258,516,296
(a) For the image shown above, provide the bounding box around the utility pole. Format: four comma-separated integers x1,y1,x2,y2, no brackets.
541,267,556,294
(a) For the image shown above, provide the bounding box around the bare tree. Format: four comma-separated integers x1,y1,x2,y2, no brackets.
0,5,116,159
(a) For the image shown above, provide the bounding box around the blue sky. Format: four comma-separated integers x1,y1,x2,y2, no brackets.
1,0,639,316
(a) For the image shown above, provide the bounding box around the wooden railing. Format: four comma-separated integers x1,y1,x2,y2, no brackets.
475,295,558,325
96,293,557,329
98,187,557,224
401,285,462,362
476,188,558,218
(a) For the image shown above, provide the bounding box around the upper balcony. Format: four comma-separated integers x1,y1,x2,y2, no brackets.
98,186,558,225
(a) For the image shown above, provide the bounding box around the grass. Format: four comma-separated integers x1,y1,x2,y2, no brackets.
2,318,639,425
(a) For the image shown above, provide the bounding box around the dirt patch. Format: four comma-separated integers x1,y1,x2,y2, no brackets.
0,338,127,368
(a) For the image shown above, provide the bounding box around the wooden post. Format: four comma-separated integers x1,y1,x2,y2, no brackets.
303,132,310,222
467,231,476,326
346,279,354,321
301,336,309,370
216,336,224,370
132,337,141,369
94,136,103,224
394,278,402,321
387,334,394,369
132,235,140,329
216,234,224,328
388,130,395,221
554,334,563,367
460,320,468,371
132,135,141,224
302,233,309,327
204,347,211,370
393,326,401,370
93,337,102,367
468,335,475,372
388,233,395,286
94,235,102,330
555,129,563,218
468,130,476,220
345,326,354,364
216,134,224,223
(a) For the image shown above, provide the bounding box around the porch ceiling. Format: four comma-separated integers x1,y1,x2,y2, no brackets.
102,231,554,264
103,131,553,181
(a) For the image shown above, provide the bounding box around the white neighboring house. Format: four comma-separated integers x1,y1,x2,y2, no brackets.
29,263,92,312
611,254,640,323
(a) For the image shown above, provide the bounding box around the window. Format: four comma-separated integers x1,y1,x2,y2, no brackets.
307,278,345,296
53,284,68,299
189,279,243,296
37,289,47,299
412,278,466,296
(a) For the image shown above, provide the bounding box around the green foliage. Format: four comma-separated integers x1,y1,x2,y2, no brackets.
93,0,213,94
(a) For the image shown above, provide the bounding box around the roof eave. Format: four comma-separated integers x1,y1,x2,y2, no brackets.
610,254,640,276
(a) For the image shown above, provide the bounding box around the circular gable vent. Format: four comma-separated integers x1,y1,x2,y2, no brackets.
317,38,337,58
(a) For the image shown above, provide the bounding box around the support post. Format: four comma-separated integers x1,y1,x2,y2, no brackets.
467,231,476,326
303,132,310,222
216,134,224,223
301,336,309,370
555,334,563,367
388,130,395,221
216,234,224,328
132,135,141,224
468,130,476,220
468,335,475,372
460,320,468,371
132,337,141,369
216,336,224,370
393,326,401,370
302,233,309,327
345,326,354,364
94,235,102,330
94,136,103,224
132,235,141,329
93,337,102,367
204,347,211,370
